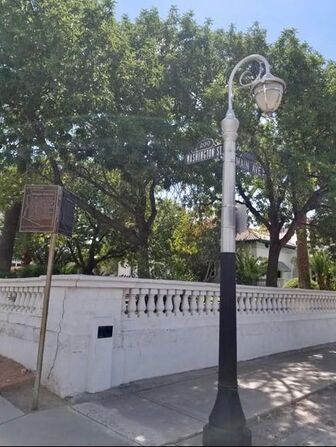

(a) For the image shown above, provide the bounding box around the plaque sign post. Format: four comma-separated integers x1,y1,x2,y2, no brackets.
19,185,75,411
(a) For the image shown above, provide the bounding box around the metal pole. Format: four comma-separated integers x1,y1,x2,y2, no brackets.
203,109,251,446
32,232,57,411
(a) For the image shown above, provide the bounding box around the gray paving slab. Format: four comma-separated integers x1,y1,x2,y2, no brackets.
0,406,132,446
1,379,66,413
73,394,202,446
137,344,336,425
0,396,23,424
137,375,217,423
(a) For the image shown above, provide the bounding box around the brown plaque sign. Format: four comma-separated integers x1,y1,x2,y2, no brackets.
20,186,62,233
20,185,75,236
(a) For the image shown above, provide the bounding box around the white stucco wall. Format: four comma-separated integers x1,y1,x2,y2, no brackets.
1,276,336,398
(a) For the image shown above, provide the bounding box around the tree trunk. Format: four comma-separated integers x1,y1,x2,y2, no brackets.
0,202,22,273
297,222,311,289
83,257,96,275
266,240,281,287
136,243,150,278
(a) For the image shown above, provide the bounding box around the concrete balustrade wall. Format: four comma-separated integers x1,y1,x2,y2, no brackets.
1,275,336,398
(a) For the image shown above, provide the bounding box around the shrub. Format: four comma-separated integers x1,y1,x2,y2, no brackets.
283,277,318,289
236,248,267,286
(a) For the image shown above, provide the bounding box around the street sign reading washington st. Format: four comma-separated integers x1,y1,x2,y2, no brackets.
185,139,265,177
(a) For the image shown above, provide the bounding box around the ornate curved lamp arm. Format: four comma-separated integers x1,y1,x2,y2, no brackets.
228,54,271,111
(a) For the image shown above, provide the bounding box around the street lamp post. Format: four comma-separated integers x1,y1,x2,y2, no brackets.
203,54,285,447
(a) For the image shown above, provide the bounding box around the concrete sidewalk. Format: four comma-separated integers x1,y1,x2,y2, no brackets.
0,344,336,446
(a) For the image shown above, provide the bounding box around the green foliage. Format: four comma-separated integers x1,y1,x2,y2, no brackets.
1,3,336,282
310,251,336,290
149,199,219,281
236,247,267,285
283,277,318,289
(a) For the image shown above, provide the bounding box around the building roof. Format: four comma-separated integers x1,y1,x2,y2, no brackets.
236,228,296,249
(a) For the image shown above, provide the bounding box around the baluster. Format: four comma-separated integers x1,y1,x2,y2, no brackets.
189,290,197,316
22,287,30,312
128,288,138,318
239,292,244,313
34,287,43,313
182,290,190,316
137,288,148,318
122,289,129,316
278,294,283,313
285,294,290,312
307,294,312,313
0,288,5,309
280,293,286,313
252,292,257,313
36,287,44,314
197,291,205,314
8,287,16,311
29,287,36,312
205,291,212,315
254,292,260,314
8,287,15,310
236,291,242,313
16,288,22,310
165,290,174,316
147,289,157,318
261,293,267,314
293,293,298,313
256,292,262,313
173,289,183,316
246,292,253,314
156,289,166,317
244,292,249,314
213,291,220,314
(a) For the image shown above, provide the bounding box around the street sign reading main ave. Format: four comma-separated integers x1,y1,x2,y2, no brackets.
185,139,265,177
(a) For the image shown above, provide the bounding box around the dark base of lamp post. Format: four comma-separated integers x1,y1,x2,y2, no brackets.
203,423,251,446
203,388,251,446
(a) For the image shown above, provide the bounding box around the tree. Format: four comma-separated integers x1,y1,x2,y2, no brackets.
232,30,336,286
296,216,311,289
149,199,219,281
0,167,26,273
0,0,118,271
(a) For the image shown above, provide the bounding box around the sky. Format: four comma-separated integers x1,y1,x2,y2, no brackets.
115,0,336,61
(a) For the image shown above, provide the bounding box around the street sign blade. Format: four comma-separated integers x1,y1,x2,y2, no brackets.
185,143,223,165
236,152,266,177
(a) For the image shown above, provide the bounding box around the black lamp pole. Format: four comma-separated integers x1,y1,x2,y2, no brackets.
203,107,251,446
203,54,285,446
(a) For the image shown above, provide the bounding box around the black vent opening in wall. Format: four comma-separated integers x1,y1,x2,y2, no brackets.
98,326,113,339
